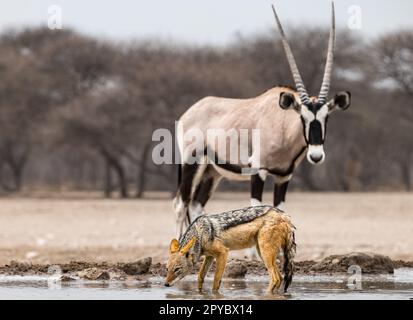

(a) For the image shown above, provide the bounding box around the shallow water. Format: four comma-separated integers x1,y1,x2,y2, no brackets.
0,269,412,300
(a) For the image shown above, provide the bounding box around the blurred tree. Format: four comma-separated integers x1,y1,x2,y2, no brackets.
0,39,50,191
372,31,413,190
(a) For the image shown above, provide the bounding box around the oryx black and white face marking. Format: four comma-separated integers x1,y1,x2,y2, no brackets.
279,91,351,165
300,102,329,164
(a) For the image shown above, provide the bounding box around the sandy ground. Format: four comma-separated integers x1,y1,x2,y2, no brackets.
0,192,412,266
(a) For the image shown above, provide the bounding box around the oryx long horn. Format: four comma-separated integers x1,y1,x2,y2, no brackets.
271,4,310,105
318,2,336,104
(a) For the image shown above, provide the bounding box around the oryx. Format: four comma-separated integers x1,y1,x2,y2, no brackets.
173,2,351,237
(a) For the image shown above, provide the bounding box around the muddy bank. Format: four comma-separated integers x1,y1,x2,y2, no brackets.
1,253,412,280
0,259,155,280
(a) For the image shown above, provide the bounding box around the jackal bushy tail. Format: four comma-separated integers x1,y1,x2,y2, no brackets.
283,219,296,292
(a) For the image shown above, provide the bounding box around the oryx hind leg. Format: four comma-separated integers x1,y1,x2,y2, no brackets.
173,158,208,237
190,165,222,220
172,194,186,238
173,161,202,238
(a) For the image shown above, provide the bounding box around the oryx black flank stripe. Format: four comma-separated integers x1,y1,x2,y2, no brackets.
205,145,244,174
207,146,307,178
213,161,243,174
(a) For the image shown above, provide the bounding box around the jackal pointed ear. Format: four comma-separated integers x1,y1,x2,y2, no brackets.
180,237,196,254
328,91,351,112
169,239,180,254
279,92,301,112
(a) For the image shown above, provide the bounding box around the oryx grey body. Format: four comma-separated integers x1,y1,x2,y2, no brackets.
173,2,351,237
178,86,306,178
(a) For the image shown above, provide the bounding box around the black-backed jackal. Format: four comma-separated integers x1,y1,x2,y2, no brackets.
165,205,296,293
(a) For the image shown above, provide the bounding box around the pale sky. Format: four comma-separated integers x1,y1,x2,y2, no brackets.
0,0,412,45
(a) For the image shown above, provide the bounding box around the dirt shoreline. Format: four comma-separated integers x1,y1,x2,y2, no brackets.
1,257,412,279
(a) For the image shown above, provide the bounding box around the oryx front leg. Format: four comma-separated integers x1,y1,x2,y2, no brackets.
273,180,290,210
250,170,267,206
245,172,267,260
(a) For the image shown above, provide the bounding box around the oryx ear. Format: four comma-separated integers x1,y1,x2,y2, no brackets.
329,91,351,112
169,239,180,254
279,92,300,112
180,237,196,255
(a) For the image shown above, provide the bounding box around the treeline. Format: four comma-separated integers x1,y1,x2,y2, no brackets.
0,27,411,197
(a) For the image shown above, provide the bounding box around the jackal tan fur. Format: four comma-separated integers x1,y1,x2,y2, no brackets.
165,206,296,293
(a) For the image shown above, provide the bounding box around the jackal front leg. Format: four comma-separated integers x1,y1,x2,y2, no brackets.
198,256,214,291
212,250,228,291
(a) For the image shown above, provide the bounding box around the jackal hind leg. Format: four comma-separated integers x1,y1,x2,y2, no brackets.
255,243,262,260
198,256,214,291
257,228,283,293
